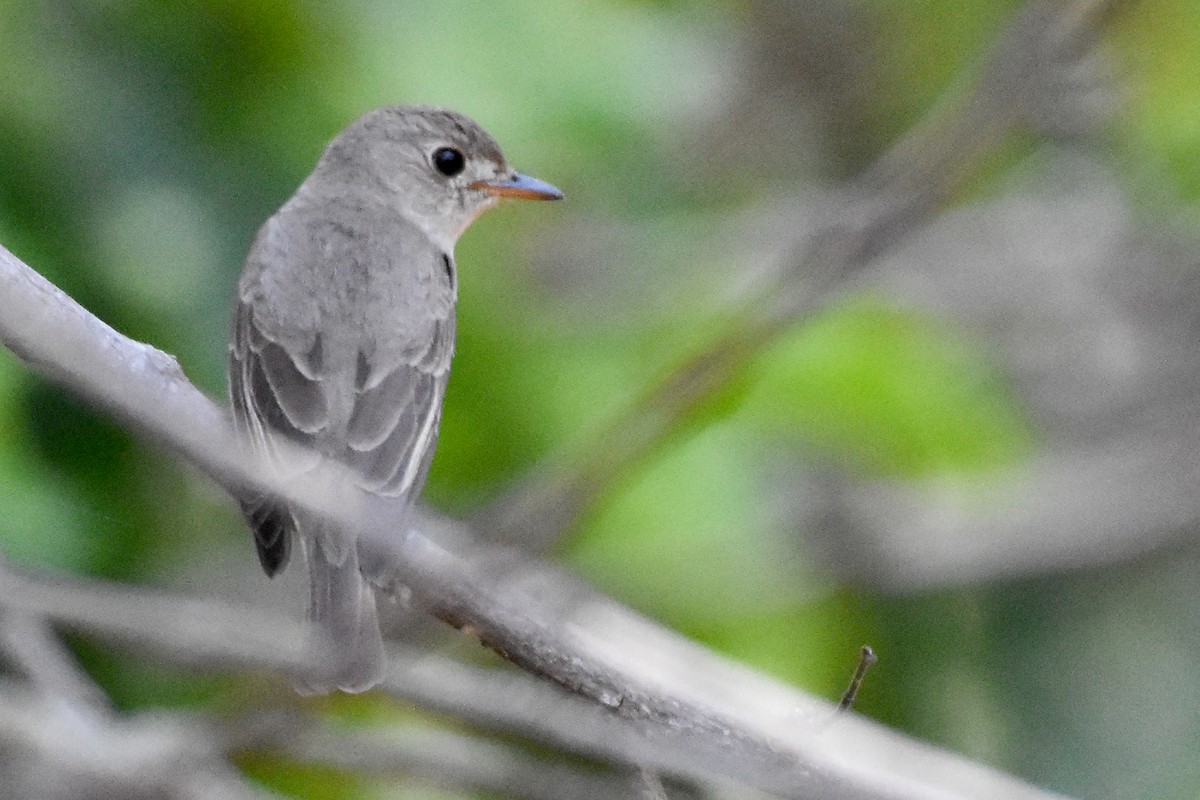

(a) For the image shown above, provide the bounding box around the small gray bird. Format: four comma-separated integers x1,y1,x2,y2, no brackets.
228,105,561,692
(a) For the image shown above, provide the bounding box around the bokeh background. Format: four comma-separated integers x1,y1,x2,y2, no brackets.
2,1,1199,798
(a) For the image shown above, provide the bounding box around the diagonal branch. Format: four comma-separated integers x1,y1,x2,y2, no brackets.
480,0,1126,550
0,240,1065,796
0,552,113,716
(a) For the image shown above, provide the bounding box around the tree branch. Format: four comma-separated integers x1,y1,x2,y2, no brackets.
0,242,1066,797
0,679,284,800
249,715,660,800
480,0,1126,550
0,558,112,716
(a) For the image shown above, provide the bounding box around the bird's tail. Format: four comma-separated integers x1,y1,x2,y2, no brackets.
297,536,386,694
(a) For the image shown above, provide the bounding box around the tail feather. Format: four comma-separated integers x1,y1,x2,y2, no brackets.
298,540,386,694
239,495,292,577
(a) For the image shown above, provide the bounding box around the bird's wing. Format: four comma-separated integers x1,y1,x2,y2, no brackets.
229,294,321,575
229,219,455,572
340,312,454,500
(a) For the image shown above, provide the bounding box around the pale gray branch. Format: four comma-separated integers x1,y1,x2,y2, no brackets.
0,680,284,800
0,561,313,677
0,226,1064,799
257,716,654,800
0,602,111,715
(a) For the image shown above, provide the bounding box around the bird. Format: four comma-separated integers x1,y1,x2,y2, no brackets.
228,105,561,693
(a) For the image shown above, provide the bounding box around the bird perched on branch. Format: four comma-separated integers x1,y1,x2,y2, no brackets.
228,105,561,692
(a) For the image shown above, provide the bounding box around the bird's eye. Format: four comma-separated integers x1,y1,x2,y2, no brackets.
431,147,466,177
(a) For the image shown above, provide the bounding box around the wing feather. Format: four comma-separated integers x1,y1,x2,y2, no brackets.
229,302,311,575
258,338,327,433
346,366,418,452
344,329,451,499
230,209,455,574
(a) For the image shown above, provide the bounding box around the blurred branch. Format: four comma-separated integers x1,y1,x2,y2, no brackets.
0,559,731,788
0,241,1065,795
0,570,319,794
250,715,661,800
0,680,283,800
0,558,112,716
0,560,314,677
481,0,1126,550
0,612,110,703
638,770,672,800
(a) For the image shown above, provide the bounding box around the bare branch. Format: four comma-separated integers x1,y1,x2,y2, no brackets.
0,238,1065,796
252,715,654,800
0,680,284,800
0,560,313,677
0,555,113,716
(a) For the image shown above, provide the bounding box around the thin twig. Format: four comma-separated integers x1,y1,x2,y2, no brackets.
838,646,878,713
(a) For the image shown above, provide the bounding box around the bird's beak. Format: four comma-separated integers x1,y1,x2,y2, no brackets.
470,173,563,201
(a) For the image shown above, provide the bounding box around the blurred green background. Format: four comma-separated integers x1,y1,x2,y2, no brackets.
1,1,1198,798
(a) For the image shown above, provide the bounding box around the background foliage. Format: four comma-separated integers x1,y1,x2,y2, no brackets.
1,1,1198,798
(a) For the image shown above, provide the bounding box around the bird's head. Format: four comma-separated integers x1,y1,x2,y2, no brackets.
314,105,562,250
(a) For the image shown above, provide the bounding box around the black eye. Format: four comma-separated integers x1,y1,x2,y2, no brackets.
432,147,466,177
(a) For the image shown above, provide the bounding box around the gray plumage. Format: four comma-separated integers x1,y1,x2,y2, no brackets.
228,105,560,693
